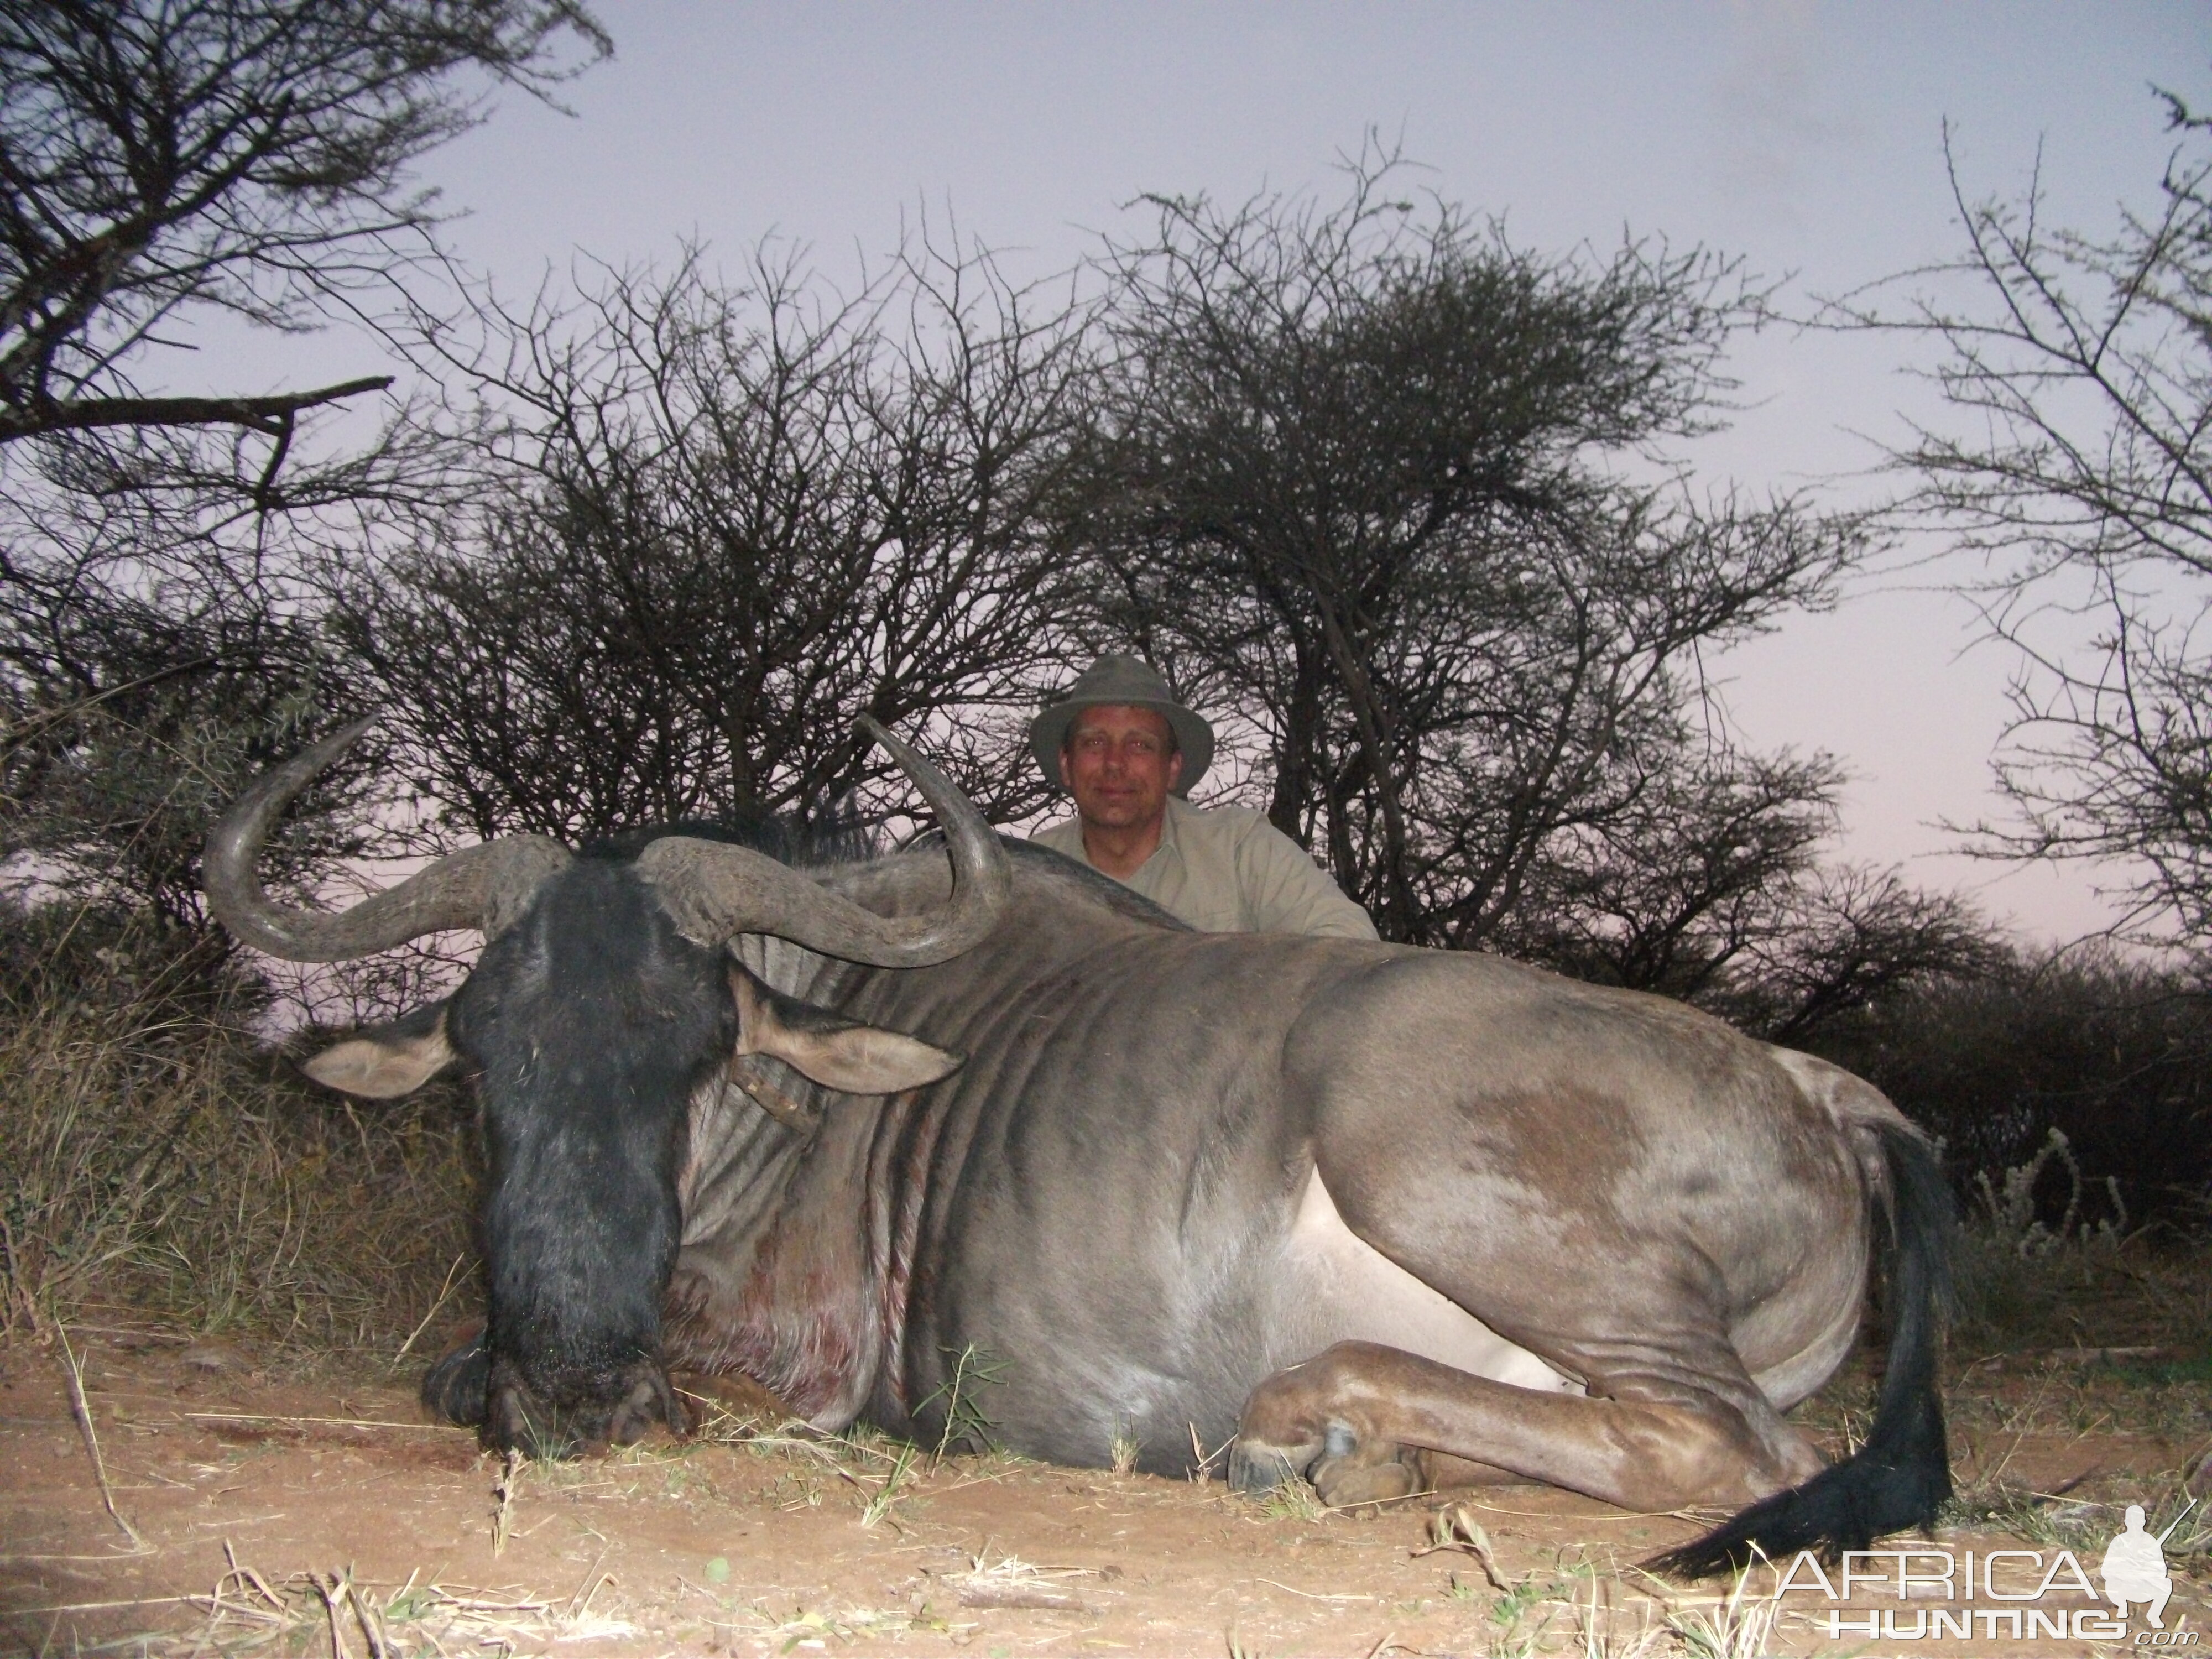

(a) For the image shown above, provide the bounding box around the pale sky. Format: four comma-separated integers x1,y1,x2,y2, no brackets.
299,3,2212,939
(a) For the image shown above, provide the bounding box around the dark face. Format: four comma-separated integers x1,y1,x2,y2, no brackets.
302,852,966,1458
447,858,734,1453
1060,705,1182,833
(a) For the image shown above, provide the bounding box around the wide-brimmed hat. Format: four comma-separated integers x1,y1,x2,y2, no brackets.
1030,654,1214,796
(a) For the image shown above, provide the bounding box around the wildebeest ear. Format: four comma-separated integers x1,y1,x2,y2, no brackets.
301,1001,457,1099
726,962,962,1095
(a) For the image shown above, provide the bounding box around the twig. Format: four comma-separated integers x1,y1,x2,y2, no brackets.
569,1569,614,1624
1361,1632,1399,1659
1187,1421,1233,1480
1411,1504,1506,1590
55,1322,147,1550
185,1412,453,1432
227,1537,287,1611
342,1571,389,1659
491,1449,524,1556
1424,1494,1689,1521
315,1573,354,1659
952,1578,1098,1612
1255,1579,1376,1602
392,1254,469,1366
6,1595,201,1616
564,1543,614,1620
0,375,395,442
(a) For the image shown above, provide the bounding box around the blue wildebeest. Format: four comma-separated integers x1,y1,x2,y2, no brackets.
205,720,1949,1574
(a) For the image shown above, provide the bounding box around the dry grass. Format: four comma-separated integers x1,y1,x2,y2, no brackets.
0,969,477,1357
1956,1215,2209,1355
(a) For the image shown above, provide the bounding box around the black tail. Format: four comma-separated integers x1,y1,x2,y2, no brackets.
1653,1120,1953,1578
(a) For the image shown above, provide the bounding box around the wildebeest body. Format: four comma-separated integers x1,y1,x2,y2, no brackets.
207,725,1949,1575
667,848,1871,1490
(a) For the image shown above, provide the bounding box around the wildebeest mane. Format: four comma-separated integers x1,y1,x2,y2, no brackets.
584,818,1194,940
921,834,1195,932
581,806,877,870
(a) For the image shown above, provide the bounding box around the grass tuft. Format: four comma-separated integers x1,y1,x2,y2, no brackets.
1662,1566,1779,1659
1,958,477,1355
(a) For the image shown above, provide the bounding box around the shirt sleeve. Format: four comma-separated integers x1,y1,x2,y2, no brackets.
1230,816,1380,940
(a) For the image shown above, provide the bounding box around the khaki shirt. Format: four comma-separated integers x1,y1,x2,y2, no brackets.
1033,795,1379,940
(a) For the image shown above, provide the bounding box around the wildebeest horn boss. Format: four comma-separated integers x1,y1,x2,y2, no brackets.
207,723,1951,1576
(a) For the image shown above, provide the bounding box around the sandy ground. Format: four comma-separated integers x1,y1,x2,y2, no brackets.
3,1334,2207,1658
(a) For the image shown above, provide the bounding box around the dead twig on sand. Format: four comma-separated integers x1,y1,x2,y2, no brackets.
312,1572,355,1659
946,1556,1106,1614
184,1412,454,1433
1255,1579,1376,1603
1412,1503,1505,1590
390,1252,471,1368
1187,1420,1234,1480
491,1448,524,1556
54,1322,147,1550
316,1568,392,1659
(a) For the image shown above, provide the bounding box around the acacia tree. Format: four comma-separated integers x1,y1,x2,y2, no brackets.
1,0,604,458
0,0,606,946
336,241,1094,844
1077,152,1871,947
1838,98,2212,942
0,560,356,931
1494,749,1842,999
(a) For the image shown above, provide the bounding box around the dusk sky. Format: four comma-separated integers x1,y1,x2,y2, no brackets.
272,3,2211,940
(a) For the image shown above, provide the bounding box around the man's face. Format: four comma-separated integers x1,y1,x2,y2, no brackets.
1060,705,1182,832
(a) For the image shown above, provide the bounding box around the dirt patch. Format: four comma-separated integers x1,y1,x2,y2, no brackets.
4,1338,2208,1658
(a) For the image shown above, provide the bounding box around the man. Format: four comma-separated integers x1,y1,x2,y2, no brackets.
1030,654,1378,940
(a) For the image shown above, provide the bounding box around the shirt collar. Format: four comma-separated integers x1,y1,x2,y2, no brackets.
1121,794,1189,879
1157,792,1194,848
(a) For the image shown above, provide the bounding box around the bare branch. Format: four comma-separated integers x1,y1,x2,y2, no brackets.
1829,96,2212,942
0,373,393,442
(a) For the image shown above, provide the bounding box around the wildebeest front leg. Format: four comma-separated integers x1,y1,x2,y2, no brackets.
1232,1341,1824,1513
422,1324,489,1426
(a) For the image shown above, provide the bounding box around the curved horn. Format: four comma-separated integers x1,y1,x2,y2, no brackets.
635,716,1010,966
204,718,573,962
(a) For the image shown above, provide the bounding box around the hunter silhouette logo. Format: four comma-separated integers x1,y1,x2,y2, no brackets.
2103,1501,2190,1629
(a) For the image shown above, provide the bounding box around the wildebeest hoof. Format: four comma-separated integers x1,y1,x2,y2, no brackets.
421,1326,489,1428
604,1365,688,1444
1227,1437,1322,1493
481,1357,686,1457
1311,1447,1422,1507
484,1380,568,1457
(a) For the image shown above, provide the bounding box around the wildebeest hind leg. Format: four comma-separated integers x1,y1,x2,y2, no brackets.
1231,1340,1823,1514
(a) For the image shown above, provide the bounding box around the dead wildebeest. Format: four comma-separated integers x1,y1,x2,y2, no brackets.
206,718,1949,1574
